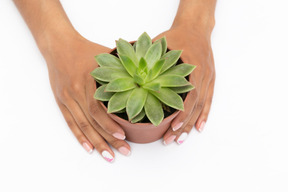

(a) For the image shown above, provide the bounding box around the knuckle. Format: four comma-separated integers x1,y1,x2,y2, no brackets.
90,119,100,130
109,139,122,147
71,81,82,93
89,103,99,116
186,122,195,130
197,102,205,110
77,135,87,143
92,142,106,150
58,89,69,103
195,64,203,73
78,121,90,132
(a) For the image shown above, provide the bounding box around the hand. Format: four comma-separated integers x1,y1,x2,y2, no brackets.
154,24,216,145
13,0,131,162
43,34,131,162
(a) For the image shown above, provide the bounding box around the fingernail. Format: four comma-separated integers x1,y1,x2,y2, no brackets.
82,142,93,154
113,133,126,140
177,132,188,144
172,122,183,131
163,135,177,145
198,121,206,132
118,146,131,156
102,150,114,163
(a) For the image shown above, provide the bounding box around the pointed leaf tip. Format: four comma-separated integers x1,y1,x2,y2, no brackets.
155,36,167,56
144,42,162,69
160,50,183,73
136,32,152,60
117,38,138,66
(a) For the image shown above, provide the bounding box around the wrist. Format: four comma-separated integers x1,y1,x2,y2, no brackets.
171,0,216,35
37,27,83,59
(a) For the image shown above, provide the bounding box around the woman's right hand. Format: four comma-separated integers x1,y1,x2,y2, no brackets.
13,0,130,162
41,32,131,162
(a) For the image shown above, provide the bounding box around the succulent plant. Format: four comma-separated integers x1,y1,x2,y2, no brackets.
91,32,195,126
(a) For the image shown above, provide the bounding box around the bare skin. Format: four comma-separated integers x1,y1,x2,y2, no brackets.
159,0,216,145
13,0,131,162
13,0,216,161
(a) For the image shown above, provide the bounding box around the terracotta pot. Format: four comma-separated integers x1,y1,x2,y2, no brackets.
100,102,181,143
97,42,189,143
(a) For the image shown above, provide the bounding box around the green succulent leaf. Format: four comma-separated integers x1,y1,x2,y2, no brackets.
170,84,195,93
130,109,146,123
107,90,132,113
144,93,164,126
146,59,165,81
105,77,136,92
160,50,182,73
152,75,190,87
94,85,114,101
133,73,145,85
114,108,126,113
91,67,130,82
154,37,167,56
95,79,107,85
138,57,148,74
126,87,148,120
91,32,197,125
142,82,161,92
150,88,184,111
161,63,196,77
136,32,152,60
133,42,137,51
144,42,162,69
119,54,137,77
116,38,138,66
95,53,124,69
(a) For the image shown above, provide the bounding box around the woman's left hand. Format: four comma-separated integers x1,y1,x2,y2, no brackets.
153,24,216,145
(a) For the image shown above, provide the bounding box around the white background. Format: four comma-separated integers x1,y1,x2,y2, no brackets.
1,0,288,191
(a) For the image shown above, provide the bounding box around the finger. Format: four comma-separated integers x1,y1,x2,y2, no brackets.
91,119,131,156
174,80,212,144
195,77,215,132
57,101,94,154
66,99,115,162
85,76,126,140
72,88,132,157
164,75,211,145
76,101,132,156
170,66,202,132
162,64,203,145
68,78,131,156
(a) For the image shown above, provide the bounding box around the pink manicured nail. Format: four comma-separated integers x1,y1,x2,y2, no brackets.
102,150,114,163
118,147,131,156
172,122,183,131
113,133,126,140
198,121,206,132
177,132,188,144
82,142,93,154
163,135,176,145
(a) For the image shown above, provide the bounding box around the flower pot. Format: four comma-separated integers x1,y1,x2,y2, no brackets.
96,41,189,143
100,102,181,143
